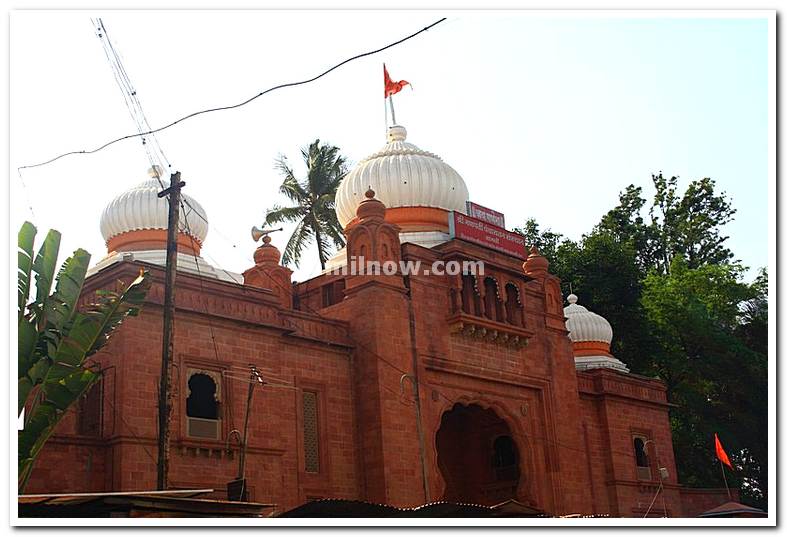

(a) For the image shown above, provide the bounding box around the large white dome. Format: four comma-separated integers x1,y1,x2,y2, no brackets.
563,294,613,344
335,125,469,228
100,168,209,245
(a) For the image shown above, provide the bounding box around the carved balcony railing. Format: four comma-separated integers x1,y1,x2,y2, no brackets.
447,312,534,349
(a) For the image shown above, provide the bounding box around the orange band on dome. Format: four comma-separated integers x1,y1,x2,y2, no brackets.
106,229,201,256
572,340,612,357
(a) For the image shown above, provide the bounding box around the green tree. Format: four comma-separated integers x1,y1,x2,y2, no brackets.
514,218,565,264
18,222,150,492
265,139,348,269
641,256,766,507
517,172,767,507
599,173,736,274
517,222,651,374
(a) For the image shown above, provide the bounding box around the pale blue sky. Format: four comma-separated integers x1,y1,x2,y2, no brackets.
11,11,771,282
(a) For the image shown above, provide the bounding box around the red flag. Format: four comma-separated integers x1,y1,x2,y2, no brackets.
384,64,410,98
715,433,734,470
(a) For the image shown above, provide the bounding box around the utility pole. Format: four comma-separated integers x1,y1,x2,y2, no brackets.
227,365,264,502
156,171,185,490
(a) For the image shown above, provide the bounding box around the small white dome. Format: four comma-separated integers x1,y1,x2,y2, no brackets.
563,294,613,344
335,125,469,228
100,168,209,245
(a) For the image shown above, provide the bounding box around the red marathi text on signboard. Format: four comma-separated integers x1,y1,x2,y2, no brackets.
449,212,527,259
466,201,505,228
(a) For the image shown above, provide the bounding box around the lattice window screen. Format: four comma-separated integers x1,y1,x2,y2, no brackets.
303,391,320,473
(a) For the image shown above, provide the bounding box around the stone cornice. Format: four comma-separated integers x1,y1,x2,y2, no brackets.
84,260,352,348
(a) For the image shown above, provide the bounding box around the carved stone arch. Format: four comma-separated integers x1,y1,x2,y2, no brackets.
544,279,562,315
376,226,401,263
430,394,538,508
504,281,524,326
482,276,504,322
185,368,222,402
505,281,523,306
460,273,482,316
347,226,372,260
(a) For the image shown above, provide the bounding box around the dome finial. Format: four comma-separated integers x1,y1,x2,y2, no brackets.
567,293,578,305
387,125,407,143
365,187,376,199
148,165,163,180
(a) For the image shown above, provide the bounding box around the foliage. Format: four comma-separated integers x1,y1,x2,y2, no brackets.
514,218,565,265
599,173,736,274
517,174,767,508
265,139,349,269
642,257,766,507
18,222,150,492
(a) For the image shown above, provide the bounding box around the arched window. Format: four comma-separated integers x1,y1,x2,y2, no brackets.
461,274,481,316
504,283,521,326
484,278,503,322
186,372,220,439
633,436,652,480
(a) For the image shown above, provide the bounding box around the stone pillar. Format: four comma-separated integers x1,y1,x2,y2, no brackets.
338,190,427,506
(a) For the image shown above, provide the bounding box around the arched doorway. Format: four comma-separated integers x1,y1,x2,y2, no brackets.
436,403,521,505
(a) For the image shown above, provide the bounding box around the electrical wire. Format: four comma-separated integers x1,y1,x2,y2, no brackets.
18,17,447,171
178,206,238,431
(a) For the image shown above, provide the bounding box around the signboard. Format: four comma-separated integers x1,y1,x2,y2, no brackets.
449,212,527,259
466,201,505,229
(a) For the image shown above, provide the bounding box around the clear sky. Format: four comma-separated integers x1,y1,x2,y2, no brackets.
11,11,771,283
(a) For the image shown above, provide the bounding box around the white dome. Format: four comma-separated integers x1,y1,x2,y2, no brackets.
100,168,209,244
335,125,469,228
563,294,613,344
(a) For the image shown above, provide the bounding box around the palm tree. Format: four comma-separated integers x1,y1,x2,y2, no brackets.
265,139,348,269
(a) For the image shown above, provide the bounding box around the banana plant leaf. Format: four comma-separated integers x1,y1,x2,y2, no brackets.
18,222,36,323
17,223,150,493
30,229,61,329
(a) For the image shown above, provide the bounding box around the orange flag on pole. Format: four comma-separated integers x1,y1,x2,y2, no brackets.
715,433,734,470
384,64,410,98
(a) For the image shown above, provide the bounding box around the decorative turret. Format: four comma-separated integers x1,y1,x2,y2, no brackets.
563,294,629,373
343,189,403,289
243,230,293,308
354,188,387,223
523,246,549,280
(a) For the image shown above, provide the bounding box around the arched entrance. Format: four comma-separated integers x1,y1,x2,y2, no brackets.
436,403,521,505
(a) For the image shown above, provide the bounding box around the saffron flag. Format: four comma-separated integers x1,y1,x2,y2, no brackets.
384,64,410,98
715,433,734,470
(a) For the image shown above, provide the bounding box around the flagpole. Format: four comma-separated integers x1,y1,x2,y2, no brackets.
719,459,732,500
385,93,390,131
388,95,397,125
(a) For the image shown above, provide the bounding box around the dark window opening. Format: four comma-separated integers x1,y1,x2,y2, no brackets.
484,278,503,322
493,435,517,467
321,284,334,308
634,436,652,480
321,280,345,308
505,283,521,326
187,373,218,420
634,437,649,467
461,274,481,316
492,435,519,482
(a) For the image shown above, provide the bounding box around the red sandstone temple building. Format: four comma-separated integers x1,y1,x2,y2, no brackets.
27,125,731,517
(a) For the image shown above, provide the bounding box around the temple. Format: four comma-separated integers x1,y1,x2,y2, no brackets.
26,123,733,517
